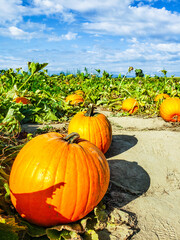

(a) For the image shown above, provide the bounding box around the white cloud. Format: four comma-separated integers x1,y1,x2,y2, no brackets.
48,31,77,41
0,26,36,40
0,0,25,25
9,26,28,38
83,5,180,40
32,0,124,12
21,20,50,31
0,55,26,70
32,0,64,15
62,32,77,40
0,0,180,41
151,43,180,52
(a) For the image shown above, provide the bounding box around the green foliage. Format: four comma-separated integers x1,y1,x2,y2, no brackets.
1,62,180,136
135,68,144,78
161,69,167,77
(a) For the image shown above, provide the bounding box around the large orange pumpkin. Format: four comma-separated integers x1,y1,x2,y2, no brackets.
68,105,112,154
65,94,84,105
121,98,138,114
154,93,170,102
159,97,180,122
14,97,31,104
9,132,110,227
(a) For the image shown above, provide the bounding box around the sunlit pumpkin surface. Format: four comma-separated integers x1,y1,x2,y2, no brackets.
9,132,110,227
65,94,84,105
160,97,180,122
154,93,170,101
121,98,138,114
14,97,31,104
68,107,112,154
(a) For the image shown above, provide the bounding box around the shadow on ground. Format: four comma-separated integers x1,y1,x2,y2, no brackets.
105,134,138,158
105,159,150,208
100,159,150,239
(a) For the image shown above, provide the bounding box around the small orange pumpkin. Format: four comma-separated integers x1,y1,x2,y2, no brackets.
154,93,170,102
121,98,138,114
65,94,84,105
9,132,110,227
14,97,31,104
75,90,85,97
159,97,180,122
68,105,112,154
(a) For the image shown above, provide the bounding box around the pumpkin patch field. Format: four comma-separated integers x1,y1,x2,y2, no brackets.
0,62,180,240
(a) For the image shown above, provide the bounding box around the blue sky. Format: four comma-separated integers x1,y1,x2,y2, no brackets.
0,0,180,76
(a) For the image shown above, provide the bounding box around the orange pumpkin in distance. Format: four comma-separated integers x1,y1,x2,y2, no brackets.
65,94,84,105
14,97,31,104
68,105,112,154
121,98,138,114
159,97,180,122
154,93,170,102
75,90,85,97
9,132,110,227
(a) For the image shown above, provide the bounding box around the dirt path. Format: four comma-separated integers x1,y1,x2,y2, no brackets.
105,113,180,240
22,112,180,240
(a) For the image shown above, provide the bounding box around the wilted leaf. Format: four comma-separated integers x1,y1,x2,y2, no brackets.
106,224,134,240
80,217,91,230
94,203,108,223
93,202,108,230
47,222,85,235
69,231,83,240
109,208,129,225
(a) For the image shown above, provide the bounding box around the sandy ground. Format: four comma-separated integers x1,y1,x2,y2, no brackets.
22,111,180,240
105,113,180,240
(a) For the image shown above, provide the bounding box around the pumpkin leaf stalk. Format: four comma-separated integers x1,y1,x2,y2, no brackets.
85,104,95,117
63,132,80,144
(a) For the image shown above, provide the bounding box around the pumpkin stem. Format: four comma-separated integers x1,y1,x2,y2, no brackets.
85,104,95,117
63,132,80,143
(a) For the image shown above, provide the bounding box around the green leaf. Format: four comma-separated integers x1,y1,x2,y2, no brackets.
46,229,71,240
0,196,13,215
44,110,58,121
28,62,48,75
0,227,18,240
84,230,99,240
6,85,18,99
0,169,10,182
0,217,27,240
2,106,25,123
20,220,46,237
46,221,85,240
46,229,63,240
